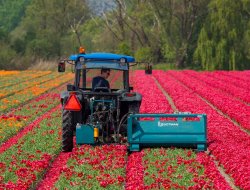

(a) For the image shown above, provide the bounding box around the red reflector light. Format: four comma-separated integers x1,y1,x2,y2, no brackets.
64,94,81,111
125,92,136,97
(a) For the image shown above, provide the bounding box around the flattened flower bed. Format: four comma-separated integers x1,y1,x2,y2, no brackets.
53,145,127,189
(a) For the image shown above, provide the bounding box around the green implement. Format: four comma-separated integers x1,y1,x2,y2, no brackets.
127,113,207,152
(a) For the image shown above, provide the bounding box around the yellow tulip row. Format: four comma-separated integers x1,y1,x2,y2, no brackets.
0,70,51,88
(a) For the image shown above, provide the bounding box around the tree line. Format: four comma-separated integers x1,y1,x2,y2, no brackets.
0,0,249,70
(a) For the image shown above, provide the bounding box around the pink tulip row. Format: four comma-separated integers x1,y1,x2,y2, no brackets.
167,70,250,130
153,70,250,189
183,70,250,103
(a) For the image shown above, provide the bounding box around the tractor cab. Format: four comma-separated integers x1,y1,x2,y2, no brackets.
58,50,207,153
69,53,133,92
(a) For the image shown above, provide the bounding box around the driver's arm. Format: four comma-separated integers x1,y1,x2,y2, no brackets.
106,80,110,89
92,77,98,91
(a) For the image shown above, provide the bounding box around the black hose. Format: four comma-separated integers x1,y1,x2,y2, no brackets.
116,112,131,142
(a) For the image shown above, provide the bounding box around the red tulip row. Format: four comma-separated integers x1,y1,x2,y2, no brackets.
37,144,127,189
0,93,60,144
0,107,62,189
199,71,250,92
126,71,173,190
183,70,250,103
142,148,231,190
126,71,231,189
132,70,173,113
153,70,250,189
125,151,145,190
65,144,126,189
221,70,250,83
36,151,72,189
0,70,128,189
196,153,232,190
167,70,250,130
0,79,74,145
127,71,173,189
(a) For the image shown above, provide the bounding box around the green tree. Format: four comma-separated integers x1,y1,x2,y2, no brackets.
116,42,133,55
0,0,31,32
194,0,249,70
0,42,17,70
11,0,90,59
135,46,153,62
149,0,210,68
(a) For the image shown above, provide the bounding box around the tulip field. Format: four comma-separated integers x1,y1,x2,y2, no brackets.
0,69,249,190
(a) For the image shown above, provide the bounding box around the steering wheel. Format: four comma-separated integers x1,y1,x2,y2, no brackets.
93,87,111,93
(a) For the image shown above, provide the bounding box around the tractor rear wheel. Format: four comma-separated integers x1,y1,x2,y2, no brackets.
62,110,74,152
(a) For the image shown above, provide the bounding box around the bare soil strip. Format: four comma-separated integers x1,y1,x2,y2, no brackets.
152,75,239,190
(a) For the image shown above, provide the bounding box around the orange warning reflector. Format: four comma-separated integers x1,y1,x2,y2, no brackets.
64,94,81,111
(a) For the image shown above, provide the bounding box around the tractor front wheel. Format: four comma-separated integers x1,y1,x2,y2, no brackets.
62,110,74,152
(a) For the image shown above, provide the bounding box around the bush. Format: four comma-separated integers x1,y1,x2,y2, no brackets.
134,47,152,62
0,42,17,70
116,42,133,55
161,43,176,63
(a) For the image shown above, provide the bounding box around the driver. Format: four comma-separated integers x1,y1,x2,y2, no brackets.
92,68,110,91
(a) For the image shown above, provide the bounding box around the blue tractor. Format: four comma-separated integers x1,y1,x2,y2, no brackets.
58,50,207,152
